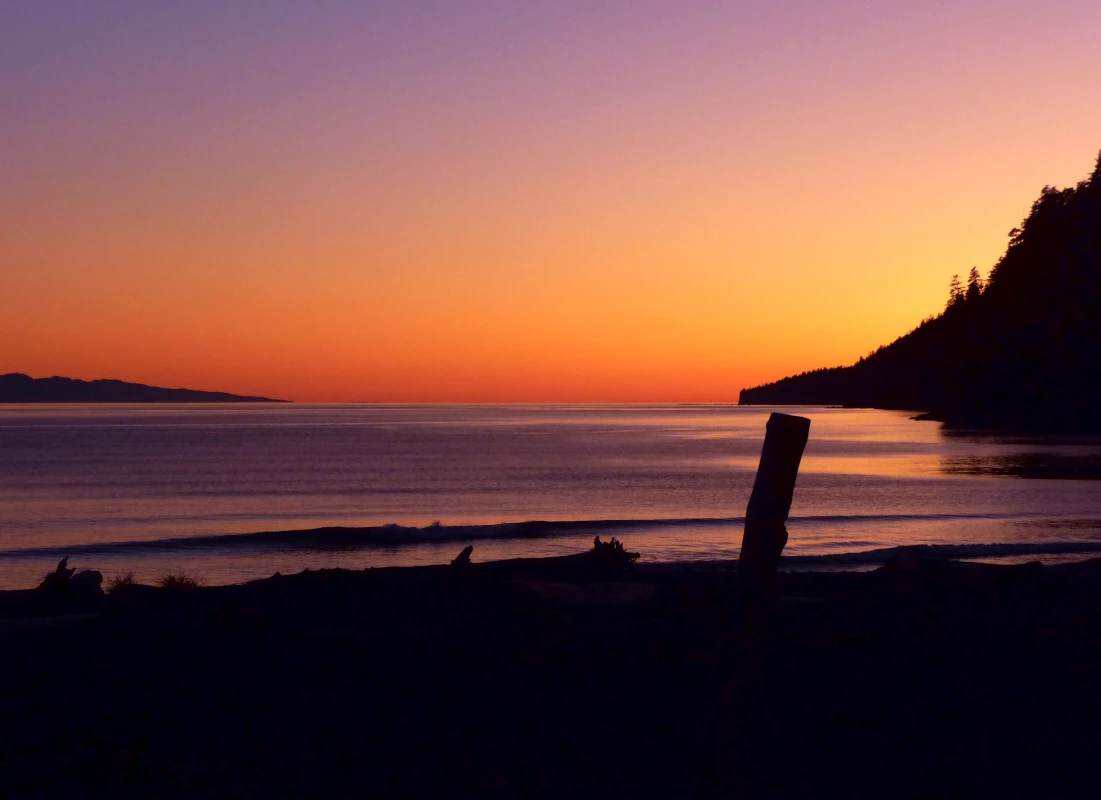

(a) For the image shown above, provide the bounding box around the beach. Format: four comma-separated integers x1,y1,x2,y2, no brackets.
2,546,1099,797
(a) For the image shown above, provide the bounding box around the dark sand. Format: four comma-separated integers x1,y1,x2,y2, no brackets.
2,549,1100,798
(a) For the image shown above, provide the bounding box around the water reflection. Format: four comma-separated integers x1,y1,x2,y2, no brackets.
936,429,1101,479
942,453,1101,480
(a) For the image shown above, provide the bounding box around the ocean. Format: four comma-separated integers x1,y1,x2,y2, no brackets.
3,403,1101,588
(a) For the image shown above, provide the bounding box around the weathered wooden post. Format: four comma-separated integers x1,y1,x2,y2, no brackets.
713,412,810,796
738,412,811,595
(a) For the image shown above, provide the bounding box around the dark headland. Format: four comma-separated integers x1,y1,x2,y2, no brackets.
0,373,286,403
2,546,1100,797
740,150,1101,432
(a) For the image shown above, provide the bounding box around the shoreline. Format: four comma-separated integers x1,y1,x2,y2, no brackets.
6,534,1101,589
5,525,1101,591
3,546,1101,796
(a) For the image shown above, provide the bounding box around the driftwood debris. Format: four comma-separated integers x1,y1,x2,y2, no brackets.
451,545,474,567
591,536,640,568
37,557,76,593
36,557,104,600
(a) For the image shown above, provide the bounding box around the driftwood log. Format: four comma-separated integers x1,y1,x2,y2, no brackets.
737,412,811,595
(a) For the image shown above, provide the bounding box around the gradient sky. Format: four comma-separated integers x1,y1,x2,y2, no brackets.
3,1,1100,401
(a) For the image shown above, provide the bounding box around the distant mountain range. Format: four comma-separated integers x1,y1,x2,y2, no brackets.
0,373,286,403
740,151,1101,432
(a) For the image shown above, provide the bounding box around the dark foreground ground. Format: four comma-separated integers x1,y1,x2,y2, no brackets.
2,550,1100,798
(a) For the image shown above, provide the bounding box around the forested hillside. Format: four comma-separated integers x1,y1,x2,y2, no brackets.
740,152,1101,431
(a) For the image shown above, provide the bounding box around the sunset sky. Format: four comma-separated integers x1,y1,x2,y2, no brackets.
3,1,1100,402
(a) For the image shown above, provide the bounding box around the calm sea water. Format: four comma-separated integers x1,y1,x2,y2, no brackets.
3,403,1101,588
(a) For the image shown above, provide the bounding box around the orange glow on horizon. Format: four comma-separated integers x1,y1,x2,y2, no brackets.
4,4,1101,402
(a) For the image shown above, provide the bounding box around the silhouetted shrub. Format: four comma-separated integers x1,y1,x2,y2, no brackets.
106,572,136,592
160,573,204,590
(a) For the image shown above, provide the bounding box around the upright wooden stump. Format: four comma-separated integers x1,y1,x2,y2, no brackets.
714,412,810,796
738,412,811,596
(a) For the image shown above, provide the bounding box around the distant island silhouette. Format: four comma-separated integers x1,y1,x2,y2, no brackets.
0,373,286,403
741,150,1101,432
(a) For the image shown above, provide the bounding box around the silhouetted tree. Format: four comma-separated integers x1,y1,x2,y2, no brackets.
966,266,982,301
947,274,964,309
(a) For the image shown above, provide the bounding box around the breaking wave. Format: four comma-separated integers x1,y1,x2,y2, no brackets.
3,512,1101,566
